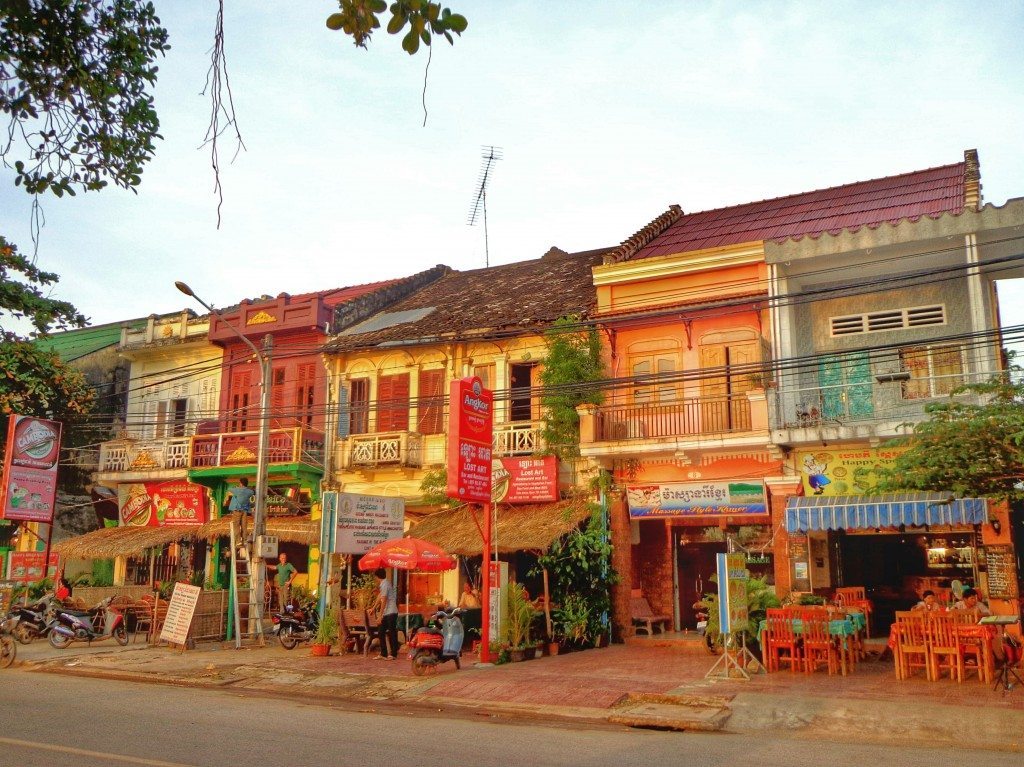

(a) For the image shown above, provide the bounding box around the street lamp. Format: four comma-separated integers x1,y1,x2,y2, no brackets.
175,280,272,639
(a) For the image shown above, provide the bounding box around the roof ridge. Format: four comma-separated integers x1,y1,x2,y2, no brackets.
604,204,684,264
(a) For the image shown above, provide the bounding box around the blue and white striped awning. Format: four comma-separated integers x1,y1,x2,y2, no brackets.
785,493,987,533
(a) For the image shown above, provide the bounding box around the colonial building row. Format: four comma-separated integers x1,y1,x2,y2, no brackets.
21,149,1022,639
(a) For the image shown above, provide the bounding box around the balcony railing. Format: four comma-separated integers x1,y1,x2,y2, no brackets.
98,436,193,473
190,428,325,469
493,421,543,456
347,432,422,468
594,395,753,442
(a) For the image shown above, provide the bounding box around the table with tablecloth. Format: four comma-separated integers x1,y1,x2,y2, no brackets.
758,610,866,675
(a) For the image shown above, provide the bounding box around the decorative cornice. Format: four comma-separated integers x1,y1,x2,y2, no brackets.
593,241,764,286
246,311,277,325
603,204,684,264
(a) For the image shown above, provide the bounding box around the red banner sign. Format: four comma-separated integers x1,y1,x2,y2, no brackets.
118,481,208,527
447,376,493,503
492,456,558,504
1,414,63,523
8,551,59,582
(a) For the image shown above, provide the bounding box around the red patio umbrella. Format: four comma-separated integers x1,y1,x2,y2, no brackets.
357,537,456,573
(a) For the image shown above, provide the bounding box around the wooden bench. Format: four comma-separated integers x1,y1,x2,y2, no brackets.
631,593,671,635
340,609,381,655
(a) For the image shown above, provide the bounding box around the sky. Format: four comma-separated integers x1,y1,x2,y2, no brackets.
2,1,1023,329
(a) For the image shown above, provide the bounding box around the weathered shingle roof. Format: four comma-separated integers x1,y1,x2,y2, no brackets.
608,156,971,263
326,247,609,352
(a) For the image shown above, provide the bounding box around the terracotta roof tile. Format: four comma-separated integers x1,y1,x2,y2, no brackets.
616,159,967,262
326,248,610,352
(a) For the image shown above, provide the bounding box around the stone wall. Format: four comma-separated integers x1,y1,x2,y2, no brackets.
635,519,673,622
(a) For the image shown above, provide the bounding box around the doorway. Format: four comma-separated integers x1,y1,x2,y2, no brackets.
509,363,538,422
674,533,726,630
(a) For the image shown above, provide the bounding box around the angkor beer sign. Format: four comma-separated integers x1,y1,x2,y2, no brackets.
447,376,493,503
1,415,63,523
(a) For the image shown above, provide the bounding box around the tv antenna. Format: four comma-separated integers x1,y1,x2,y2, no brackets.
467,145,503,267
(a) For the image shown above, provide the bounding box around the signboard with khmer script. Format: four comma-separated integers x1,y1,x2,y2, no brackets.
626,481,767,519
335,493,405,555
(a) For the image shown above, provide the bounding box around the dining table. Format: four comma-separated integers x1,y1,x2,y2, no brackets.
758,609,866,676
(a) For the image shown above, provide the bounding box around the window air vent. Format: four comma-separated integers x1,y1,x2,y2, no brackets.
829,305,946,337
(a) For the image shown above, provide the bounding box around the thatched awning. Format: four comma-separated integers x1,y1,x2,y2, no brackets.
54,514,318,560
54,525,189,560
409,499,594,556
193,514,318,546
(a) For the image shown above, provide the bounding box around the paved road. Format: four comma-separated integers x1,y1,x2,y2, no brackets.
1,670,1019,767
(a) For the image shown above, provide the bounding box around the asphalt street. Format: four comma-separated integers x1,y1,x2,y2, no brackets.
1,670,1020,767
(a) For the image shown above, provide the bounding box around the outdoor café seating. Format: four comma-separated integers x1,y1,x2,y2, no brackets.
890,610,996,684
759,605,867,676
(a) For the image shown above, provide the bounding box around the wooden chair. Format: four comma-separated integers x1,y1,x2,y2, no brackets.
132,595,155,643
893,611,930,680
630,591,672,636
800,609,837,675
764,608,801,673
928,613,964,682
835,587,871,637
340,609,370,654
949,611,991,683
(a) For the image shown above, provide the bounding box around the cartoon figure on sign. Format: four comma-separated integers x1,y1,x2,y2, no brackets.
802,454,832,495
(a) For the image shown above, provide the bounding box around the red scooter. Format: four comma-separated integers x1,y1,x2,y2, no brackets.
408,607,465,676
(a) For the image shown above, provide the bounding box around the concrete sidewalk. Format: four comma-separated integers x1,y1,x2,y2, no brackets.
13,640,1024,751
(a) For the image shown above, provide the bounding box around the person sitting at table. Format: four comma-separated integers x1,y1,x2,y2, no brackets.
952,587,992,616
458,582,481,609
912,590,941,612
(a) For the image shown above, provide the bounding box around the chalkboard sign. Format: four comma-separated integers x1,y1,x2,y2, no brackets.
984,545,1018,600
789,534,810,590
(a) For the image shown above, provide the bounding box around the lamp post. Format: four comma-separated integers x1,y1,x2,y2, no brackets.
175,281,272,638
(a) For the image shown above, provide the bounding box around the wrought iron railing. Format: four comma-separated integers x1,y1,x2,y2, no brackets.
594,395,752,441
189,428,325,469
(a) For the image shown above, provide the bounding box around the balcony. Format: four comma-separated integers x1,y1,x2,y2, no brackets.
97,436,193,473
591,395,756,442
189,428,325,470
493,421,544,456
345,432,423,469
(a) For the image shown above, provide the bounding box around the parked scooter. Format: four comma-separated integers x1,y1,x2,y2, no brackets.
272,600,320,650
8,594,58,644
48,597,128,648
0,613,16,669
408,607,465,675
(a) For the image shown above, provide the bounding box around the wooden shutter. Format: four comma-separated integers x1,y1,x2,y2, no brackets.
229,371,252,432
271,367,287,428
417,369,445,435
294,362,317,429
376,373,410,433
155,400,169,439
699,345,728,432
349,379,369,435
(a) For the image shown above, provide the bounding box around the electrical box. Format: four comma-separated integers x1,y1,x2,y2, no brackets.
256,535,279,559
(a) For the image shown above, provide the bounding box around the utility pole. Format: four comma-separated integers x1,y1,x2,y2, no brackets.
251,333,273,632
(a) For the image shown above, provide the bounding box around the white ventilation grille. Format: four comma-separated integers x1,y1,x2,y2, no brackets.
830,305,946,337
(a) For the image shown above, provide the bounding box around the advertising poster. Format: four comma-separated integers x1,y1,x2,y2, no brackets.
335,493,405,555
626,481,767,519
1,415,63,523
8,551,59,582
446,377,493,503
716,553,749,635
491,456,558,504
118,481,207,527
797,447,907,497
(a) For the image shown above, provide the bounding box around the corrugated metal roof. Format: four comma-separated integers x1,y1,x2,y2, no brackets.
631,161,966,261
35,319,146,362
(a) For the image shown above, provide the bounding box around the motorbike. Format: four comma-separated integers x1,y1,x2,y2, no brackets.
272,600,320,649
408,607,465,676
48,597,128,648
0,613,16,669
8,594,59,644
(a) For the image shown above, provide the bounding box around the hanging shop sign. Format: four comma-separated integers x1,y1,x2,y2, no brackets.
118,481,208,527
626,481,767,519
491,456,558,504
447,376,493,504
335,493,405,555
7,551,59,582
797,447,907,497
1,414,63,523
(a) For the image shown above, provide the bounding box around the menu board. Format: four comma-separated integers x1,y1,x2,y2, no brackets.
984,545,1018,600
789,534,810,589
159,583,202,646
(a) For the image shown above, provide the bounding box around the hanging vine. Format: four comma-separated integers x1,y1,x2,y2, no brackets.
539,315,604,459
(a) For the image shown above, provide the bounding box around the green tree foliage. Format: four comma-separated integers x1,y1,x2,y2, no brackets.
1,237,86,338
326,0,467,54
875,373,1024,503
418,467,460,508
539,316,604,459
535,508,618,645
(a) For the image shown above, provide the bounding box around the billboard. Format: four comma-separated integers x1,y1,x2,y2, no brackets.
118,481,208,526
492,456,558,504
335,493,405,554
8,551,60,582
626,481,767,519
796,447,907,496
446,376,493,504
1,415,63,523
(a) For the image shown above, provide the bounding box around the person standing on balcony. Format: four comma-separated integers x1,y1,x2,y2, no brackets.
224,477,255,514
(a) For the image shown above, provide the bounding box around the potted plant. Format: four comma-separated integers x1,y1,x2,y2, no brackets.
505,582,534,662
311,608,339,657
554,594,590,652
